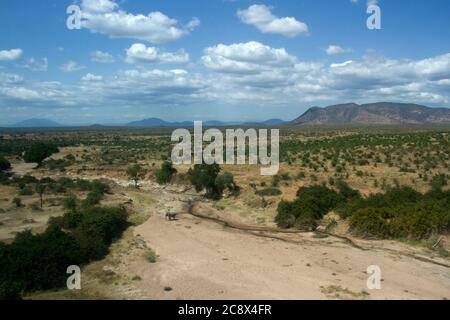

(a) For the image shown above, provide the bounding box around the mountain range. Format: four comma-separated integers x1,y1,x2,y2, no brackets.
291,102,450,125
10,118,63,128
4,103,450,128
125,118,287,127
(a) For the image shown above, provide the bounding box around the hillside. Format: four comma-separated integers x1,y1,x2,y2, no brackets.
291,102,450,125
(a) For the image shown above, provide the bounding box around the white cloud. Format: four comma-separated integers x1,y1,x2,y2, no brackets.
19,57,48,72
81,0,118,13
91,50,115,63
60,61,85,72
80,0,199,43
326,45,353,55
202,41,297,74
125,43,189,64
0,48,23,61
2,50,450,115
81,73,103,81
237,5,308,37
0,72,24,84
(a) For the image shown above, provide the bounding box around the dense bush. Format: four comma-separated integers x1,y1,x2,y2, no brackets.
23,142,59,164
256,187,282,196
275,186,344,230
215,172,238,195
0,206,128,299
0,157,11,171
188,163,221,199
156,161,177,185
348,187,450,239
82,190,103,207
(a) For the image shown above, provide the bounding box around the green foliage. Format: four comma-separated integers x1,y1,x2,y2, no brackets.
23,142,58,164
0,206,128,299
155,161,177,185
0,156,11,171
19,186,33,196
13,197,22,208
215,172,238,195
430,173,448,190
126,164,146,187
82,190,103,207
348,187,450,239
35,183,46,208
144,248,157,263
188,163,221,199
276,185,344,230
256,187,282,196
63,194,78,211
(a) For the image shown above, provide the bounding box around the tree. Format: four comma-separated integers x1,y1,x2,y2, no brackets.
156,161,177,185
13,197,22,208
63,194,77,211
35,183,46,208
126,164,146,188
188,163,221,199
23,142,58,165
0,156,11,171
215,172,238,195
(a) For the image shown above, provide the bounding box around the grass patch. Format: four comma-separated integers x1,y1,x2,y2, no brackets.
143,248,157,263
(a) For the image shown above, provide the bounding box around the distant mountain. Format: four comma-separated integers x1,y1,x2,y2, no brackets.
11,118,63,128
260,119,287,125
125,118,284,127
291,102,450,126
126,118,192,127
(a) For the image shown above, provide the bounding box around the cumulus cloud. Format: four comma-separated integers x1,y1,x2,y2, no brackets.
125,43,189,64
81,73,103,81
19,58,48,72
0,49,23,61
81,0,118,13
2,50,450,116
0,72,24,84
60,60,85,72
326,45,353,55
79,0,200,43
202,41,297,74
237,5,308,37
91,50,115,63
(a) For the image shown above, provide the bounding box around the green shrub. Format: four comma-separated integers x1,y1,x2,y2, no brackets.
23,142,59,164
82,190,103,207
156,161,177,185
256,187,282,196
215,172,238,195
0,206,129,299
13,197,22,208
188,163,221,199
0,157,11,171
430,173,448,190
63,195,78,211
144,248,157,263
347,187,449,239
19,186,34,196
275,185,344,230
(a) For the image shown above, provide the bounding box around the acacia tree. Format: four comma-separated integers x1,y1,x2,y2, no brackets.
126,164,146,188
188,163,221,199
35,183,46,208
156,161,177,185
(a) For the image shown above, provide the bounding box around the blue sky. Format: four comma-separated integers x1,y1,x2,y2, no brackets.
0,0,449,125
